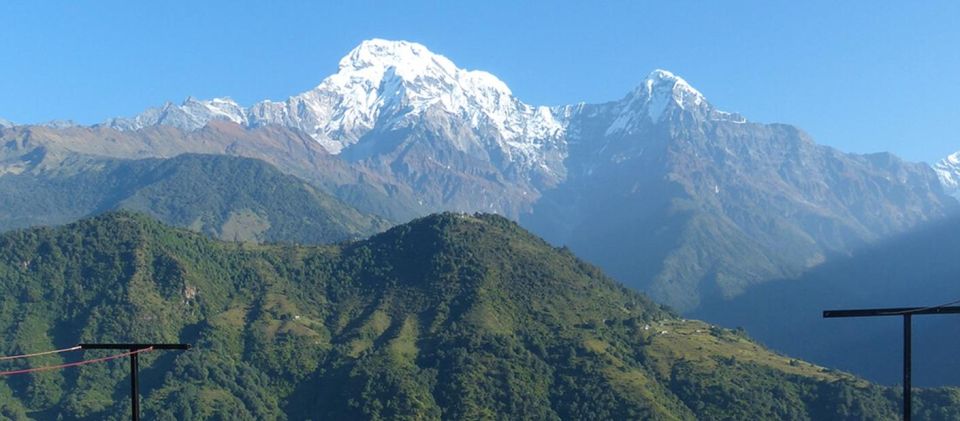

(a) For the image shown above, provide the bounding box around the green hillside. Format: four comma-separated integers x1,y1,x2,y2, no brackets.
0,153,391,243
0,212,957,420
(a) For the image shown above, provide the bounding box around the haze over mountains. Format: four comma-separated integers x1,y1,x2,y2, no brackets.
3,39,954,315
695,214,960,386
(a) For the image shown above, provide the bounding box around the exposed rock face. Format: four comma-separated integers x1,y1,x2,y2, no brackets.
528,91,954,310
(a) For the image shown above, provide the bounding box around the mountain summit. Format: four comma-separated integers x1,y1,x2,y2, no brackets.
636,69,707,121
110,39,564,158
612,69,745,129
250,39,564,158
934,150,960,198
106,97,247,132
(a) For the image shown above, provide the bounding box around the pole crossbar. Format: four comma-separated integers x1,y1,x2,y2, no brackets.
823,305,960,421
823,305,960,318
80,343,190,421
0,342,189,420
80,343,191,350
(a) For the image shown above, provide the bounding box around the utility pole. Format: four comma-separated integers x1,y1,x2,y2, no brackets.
80,343,191,421
823,305,960,421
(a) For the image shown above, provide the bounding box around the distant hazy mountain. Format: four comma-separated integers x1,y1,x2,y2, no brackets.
0,154,390,243
525,70,955,311
3,39,955,314
694,215,960,387
0,118,13,128
105,39,566,217
0,121,424,221
2,211,956,420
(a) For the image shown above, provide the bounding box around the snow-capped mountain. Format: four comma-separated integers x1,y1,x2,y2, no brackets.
107,97,247,131
0,118,13,128
103,41,750,192
11,38,954,313
596,69,745,136
933,151,960,198
109,39,564,164
249,39,565,156
527,69,953,311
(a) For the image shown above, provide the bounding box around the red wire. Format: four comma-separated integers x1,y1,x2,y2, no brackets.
0,345,82,361
0,347,153,376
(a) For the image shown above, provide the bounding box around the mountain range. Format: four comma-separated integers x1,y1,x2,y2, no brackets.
0,36,960,419
524,80,954,311
3,39,955,315
2,211,958,420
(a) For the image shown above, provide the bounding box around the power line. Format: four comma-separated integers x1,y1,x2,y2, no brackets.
79,343,190,421
0,345,82,361
0,347,153,377
0,342,190,421
879,298,960,315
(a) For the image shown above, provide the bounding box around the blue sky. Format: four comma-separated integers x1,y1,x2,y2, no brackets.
1,1,958,162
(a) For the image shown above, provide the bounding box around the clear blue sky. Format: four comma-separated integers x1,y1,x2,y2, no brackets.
1,1,958,163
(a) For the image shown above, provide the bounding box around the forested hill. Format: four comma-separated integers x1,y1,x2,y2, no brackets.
0,153,391,243
0,212,958,420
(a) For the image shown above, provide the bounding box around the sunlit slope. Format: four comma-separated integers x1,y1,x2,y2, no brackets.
0,212,957,420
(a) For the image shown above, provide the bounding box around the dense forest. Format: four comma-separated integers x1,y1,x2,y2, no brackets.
0,212,958,420
0,153,390,243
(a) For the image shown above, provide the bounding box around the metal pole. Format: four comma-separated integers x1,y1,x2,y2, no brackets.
130,351,140,421
903,314,911,421
823,306,960,420
78,343,189,421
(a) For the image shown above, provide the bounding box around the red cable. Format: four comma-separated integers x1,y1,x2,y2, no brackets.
0,345,82,361
0,347,153,376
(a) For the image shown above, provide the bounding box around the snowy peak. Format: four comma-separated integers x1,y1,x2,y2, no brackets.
108,97,246,131
102,40,752,167
104,39,564,165
0,118,13,128
248,39,561,156
337,39,510,95
933,150,960,197
337,39,461,83
184,97,247,126
325,38,521,130
603,69,745,136
639,69,706,120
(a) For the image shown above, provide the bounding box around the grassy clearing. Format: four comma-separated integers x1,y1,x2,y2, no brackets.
643,319,865,385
